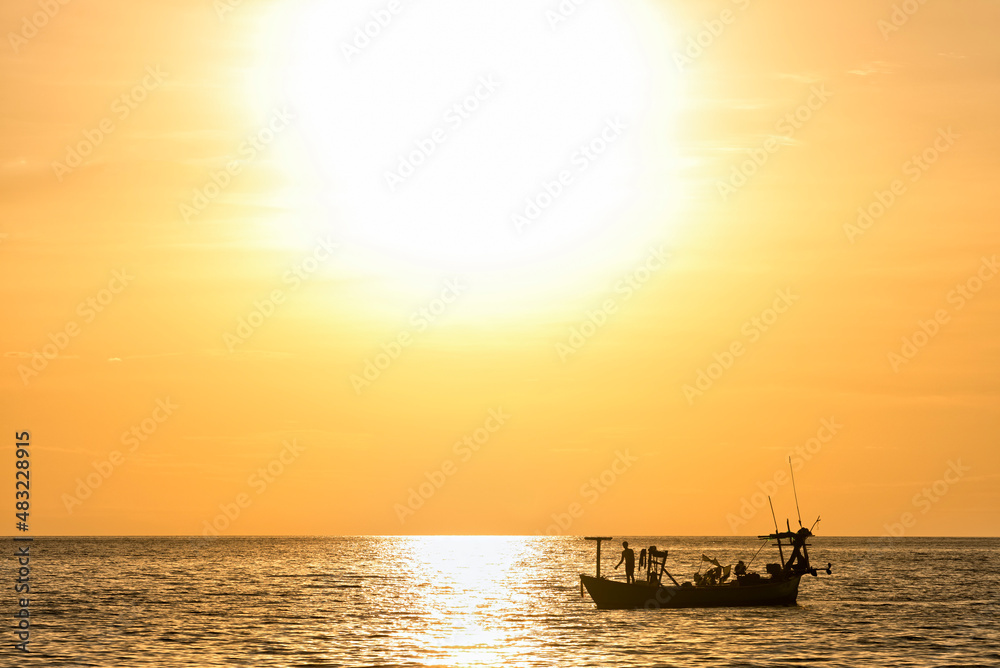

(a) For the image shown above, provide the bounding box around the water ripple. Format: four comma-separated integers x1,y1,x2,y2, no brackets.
4,536,998,667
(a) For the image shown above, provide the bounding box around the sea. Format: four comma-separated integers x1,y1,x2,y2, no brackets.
5,536,998,667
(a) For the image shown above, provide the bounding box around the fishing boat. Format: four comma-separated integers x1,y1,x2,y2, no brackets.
579,527,832,609
579,463,832,609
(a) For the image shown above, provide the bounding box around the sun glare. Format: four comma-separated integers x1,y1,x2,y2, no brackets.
406,536,533,666
277,0,678,316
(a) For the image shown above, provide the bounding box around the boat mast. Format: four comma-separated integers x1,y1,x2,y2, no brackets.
789,456,803,528
584,536,612,578
768,496,785,565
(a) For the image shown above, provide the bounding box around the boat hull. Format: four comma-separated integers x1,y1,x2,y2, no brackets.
580,574,802,610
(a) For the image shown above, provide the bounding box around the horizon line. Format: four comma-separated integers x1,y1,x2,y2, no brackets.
7,533,1000,539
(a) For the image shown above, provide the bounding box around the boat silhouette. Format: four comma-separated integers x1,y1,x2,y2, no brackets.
579,527,832,609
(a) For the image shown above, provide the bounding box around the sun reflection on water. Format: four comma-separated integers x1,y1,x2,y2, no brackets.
402,536,538,666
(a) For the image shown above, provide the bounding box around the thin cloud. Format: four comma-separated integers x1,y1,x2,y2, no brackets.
5,351,80,359
205,348,295,360
0,157,29,175
772,72,822,84
848,61,897,76
109,352,185,361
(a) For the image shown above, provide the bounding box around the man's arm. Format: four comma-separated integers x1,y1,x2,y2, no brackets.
615,552,625,569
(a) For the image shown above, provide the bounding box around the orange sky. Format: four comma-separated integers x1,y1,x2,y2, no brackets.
2,0,998,537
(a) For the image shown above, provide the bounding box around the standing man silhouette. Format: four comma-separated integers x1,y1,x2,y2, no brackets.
614,541,635,584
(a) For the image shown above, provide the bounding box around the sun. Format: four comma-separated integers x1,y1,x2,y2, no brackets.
275,0,678,316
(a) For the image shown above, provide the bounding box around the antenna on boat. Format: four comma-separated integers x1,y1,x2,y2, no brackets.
768,496,780,534
789,456,803,528
745,537,768,570
768,496,785,565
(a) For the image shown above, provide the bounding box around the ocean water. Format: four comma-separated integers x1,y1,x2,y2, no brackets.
5,536,998,667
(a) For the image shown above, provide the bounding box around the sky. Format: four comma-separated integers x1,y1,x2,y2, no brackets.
1,0,998,537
